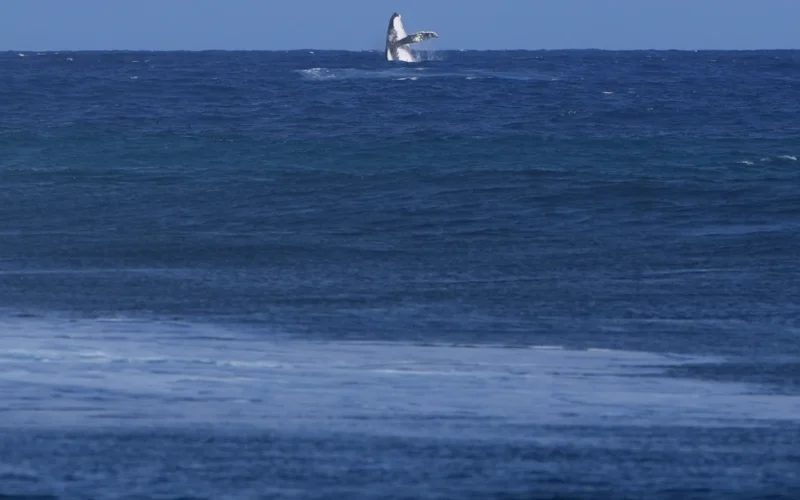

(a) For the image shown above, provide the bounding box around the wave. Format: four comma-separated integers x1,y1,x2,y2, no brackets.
737,155,798,165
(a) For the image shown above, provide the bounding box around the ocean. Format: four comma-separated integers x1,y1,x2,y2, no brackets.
1,49,799,499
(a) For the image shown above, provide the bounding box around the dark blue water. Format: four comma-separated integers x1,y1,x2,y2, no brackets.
1,50,799,499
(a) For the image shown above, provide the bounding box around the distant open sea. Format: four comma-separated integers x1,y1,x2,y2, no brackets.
1,49,799,499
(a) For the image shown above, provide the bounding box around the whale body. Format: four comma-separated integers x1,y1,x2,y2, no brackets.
385,13,438,62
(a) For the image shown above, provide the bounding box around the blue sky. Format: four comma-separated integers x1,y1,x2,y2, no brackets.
2,0,799,51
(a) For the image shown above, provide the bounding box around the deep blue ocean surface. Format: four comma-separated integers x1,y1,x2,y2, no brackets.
1,49,799,499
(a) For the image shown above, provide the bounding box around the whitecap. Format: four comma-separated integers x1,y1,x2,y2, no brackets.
297,67,336,80
760,155,797,163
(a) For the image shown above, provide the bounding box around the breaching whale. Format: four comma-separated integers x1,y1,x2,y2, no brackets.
385,13,438,62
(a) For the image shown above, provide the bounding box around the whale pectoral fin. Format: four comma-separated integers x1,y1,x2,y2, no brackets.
396,31,439,47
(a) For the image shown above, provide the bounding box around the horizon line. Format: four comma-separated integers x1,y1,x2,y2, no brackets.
5,47,800,53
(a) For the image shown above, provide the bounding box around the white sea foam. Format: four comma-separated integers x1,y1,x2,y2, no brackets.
0,317,798,436
296,67,556,82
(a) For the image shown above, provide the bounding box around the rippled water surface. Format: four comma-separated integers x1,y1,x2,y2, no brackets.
1,49,799,499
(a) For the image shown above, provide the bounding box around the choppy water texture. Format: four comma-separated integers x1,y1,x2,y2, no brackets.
1,50,799,499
